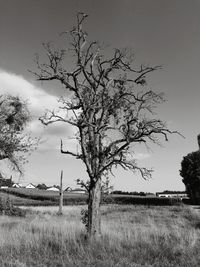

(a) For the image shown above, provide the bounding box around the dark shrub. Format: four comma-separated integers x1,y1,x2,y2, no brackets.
0,196,26,217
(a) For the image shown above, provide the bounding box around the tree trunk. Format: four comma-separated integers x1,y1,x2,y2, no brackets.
87,177,101,239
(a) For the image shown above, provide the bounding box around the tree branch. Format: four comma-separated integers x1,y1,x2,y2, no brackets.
60,139,82,159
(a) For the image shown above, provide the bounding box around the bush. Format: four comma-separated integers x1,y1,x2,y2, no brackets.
0,196,26,217
81,208,89,231
180,151,200,203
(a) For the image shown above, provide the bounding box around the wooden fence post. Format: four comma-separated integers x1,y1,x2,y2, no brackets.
58,170,63,215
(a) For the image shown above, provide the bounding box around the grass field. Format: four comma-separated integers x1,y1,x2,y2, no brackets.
0,191,49,206
0,204,199,266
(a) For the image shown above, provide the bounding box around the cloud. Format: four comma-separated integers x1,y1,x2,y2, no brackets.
0,69,76,152
0,70,149,158
133,153,151,160
126,152,151,161
0,70,57,117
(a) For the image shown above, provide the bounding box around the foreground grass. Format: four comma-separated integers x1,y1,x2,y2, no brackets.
0,205,199,266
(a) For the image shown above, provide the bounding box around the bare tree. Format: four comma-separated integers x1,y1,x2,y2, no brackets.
0,95,37,174
32,13,178,239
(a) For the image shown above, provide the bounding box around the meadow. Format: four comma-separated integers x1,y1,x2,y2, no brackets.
0,204,199,266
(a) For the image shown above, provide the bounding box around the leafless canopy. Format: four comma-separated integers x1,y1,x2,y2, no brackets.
32,12,178,186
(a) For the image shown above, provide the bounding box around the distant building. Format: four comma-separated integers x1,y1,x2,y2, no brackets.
25,183,36,189
70,188,86,194
156,192,188,199
46,186,59,192
12,183,22,188
65,187,72,192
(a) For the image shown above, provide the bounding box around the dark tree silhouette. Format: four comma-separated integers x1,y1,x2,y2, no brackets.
36,183,48,190
180,134,200,203
32,13,178,239
0,95,37,174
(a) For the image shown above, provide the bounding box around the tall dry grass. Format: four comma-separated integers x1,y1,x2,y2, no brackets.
0,205,199,266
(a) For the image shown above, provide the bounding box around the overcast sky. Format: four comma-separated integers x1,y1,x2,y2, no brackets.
0,0,200,192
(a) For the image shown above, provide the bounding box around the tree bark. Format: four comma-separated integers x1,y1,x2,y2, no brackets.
87,177,102,239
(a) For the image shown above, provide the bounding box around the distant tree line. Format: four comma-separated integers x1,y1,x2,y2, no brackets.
112,190,154,196
0,176,14,188
112,190,186,196
157,190,186,194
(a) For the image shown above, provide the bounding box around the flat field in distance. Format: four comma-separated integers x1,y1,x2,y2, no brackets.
0,188,183,206
0,204,200,266
0,188,88,206
1,188,87,198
